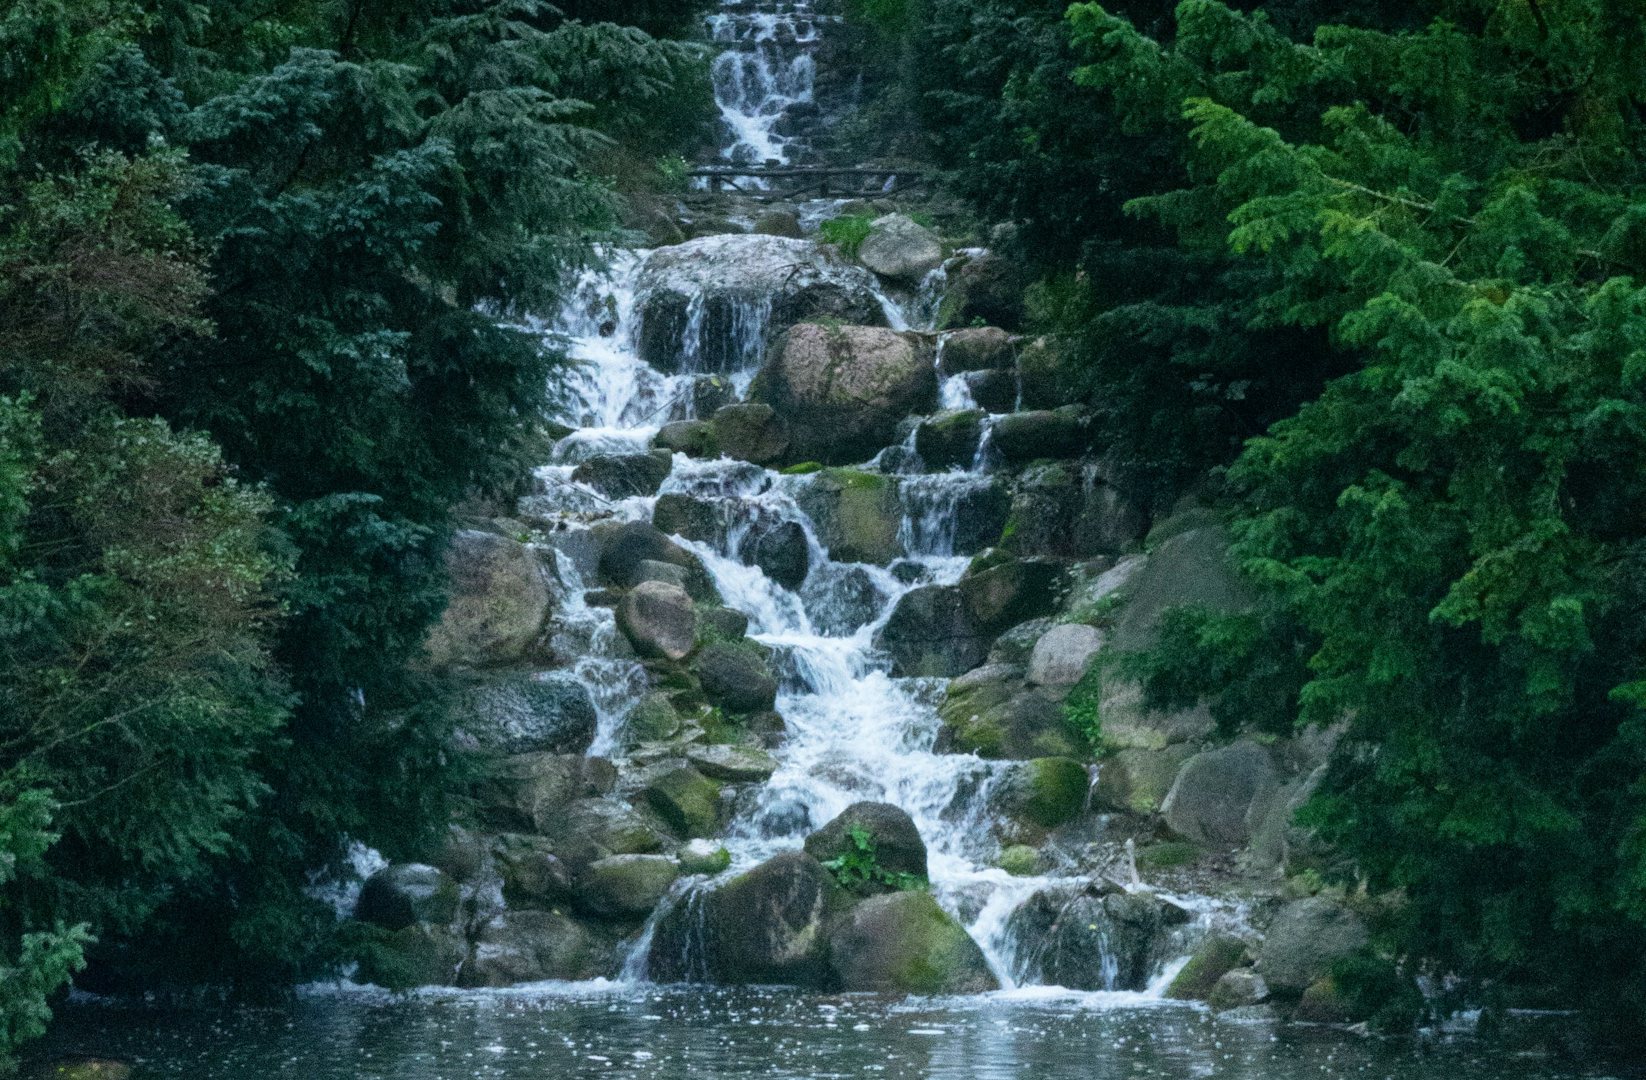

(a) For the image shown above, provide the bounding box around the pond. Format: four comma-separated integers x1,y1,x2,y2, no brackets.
37,984,1638,1080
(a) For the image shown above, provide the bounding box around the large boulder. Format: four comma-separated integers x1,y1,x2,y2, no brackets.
1006,885,1189,991
857,213,945,284
1166,933,1250,1001
737,519,811,590
355,864,459,931
617,581,698,661
480,752,617,833
687,743,779,782
536,797,666,869
801,563,890,636
462,911,614,986
1110,521,1251,653
1003,462,1148,560
711,403,790,466
937,327,1016,374
356,923,466,990
644,762,725,838
424,530,553,668
1095,678,1215,751
1160,740,1281,847
994,757,1092,836
959,553,1065,632
492,834,575,909
943,247,1029,330
597,522,714,598
452,673,597,756
1257,897,1369,995
828,891,998,994
574,854,681,920
790,469,904,565
913,409,984,470
803,802,928,885
874,584,990,678
1027,624,1104,690
899,475,1011,555
1091,745,1196,816
636,235,887,372
571,451,672,499
990,409,1086,465
654,420,718,458
937,675,1086,760
750,324,937,465
653,493,724,545
649,851,839,987
696,641,780,713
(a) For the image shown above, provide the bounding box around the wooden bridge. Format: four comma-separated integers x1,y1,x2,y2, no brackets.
688,164,929,200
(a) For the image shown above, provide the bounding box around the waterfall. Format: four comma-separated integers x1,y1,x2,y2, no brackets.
705,1,838,172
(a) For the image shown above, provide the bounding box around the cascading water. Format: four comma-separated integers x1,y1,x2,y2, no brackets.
705,0,836,171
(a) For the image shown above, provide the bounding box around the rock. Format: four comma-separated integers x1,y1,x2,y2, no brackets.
424,530,553,668
737,519,811,589
998,844,1042,876
1091,745,1196,816
575,854,681,920
645,763,724,838
617,581,698,661
803,802,928,883
650,851,838,987
699,606,750,641
462,911,613,986
598,522,702,588
1257,897,1369,995
695,641,779,713
750,324,937,465
1295,977,1356,1024
1166,933,1249,1001
857,213,944,284
874,584,989,677
711,403,790,466
633,558,690,591
355,864,459,931
996,758,1091,834
493,834,574,909
1004,462,1147,560
902,475,1011,555
481,752,617,833
572,451,672,498
937,327,1016,374
454,673,597,757
654,419,718,458
1110,521,1249,653
1209,968,1270,1010
944,248,1028,330
913,409,984,469
355,922,465,989
1015,335,1071,409
1027,624,1104,689
1007,886,1188,991
636,235,886,372
801,563,888,635
1161,740,1281,846
538,797,666,868
988,617,1058,665
791,468,904,565
828,891,998,994
991,409,1086,465
685,374,737,418
1096,678,1215,751
688,743,779,782
26,1060,134,1080
752,208,804,238
625,691,683,743
937,678,1086,760
959,554,1065,632
960,369,1017,413
678,838,733,876
432,823,488,883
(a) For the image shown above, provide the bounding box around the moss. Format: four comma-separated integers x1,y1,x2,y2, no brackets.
819,466,890,492
820,213,874,257
781,461,824,475
1136,840,1201,869
1019,758,1089,829
998,844,1041,876
1165,933,1247,1001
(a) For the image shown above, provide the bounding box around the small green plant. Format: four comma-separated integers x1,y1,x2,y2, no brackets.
821,825,927,892
820,214,874,258
1136,840,1200,870
1063,664,1104,746
656,153,690,193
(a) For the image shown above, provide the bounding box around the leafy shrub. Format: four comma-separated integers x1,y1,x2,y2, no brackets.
820,214,874,258
821,825,927,892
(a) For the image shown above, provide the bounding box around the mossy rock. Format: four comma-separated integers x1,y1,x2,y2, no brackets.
678,838,733,875
792,467,903,565
644,763,724,838
1092,745,1196,815
695,639,779,713
780,461,824,475
937,682,1086,760
1294,976,1357,1024
574,854,681,920
827,890,999,994
998,844,1041,876
1165,933,1248,1001
1001,757,1090,832
625,691,683,743
354,923,465,990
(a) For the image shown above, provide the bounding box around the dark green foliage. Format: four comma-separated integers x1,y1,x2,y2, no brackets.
820,214,875,258
0,0,710,1060
1330,951,1426,1033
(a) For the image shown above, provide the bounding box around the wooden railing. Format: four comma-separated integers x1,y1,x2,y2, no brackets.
687,165,929,199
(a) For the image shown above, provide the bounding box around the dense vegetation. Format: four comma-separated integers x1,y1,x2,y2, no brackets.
850,0,1646,1032
0,0,708,1064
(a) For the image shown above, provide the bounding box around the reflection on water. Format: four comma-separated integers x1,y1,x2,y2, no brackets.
39,986,1637,1080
